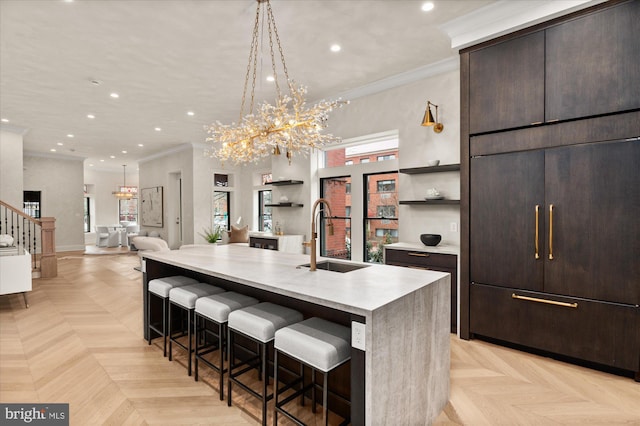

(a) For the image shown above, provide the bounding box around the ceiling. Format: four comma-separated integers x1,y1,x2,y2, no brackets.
0,0,535,171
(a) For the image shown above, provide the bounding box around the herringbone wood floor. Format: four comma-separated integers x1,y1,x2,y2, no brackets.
1,252,638,425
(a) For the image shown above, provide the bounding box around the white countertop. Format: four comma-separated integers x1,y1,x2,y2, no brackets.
142,244,448,316
384,242,459,255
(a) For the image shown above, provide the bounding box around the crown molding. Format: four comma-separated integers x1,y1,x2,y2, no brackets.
24,149,85,162
439,0,607,50
0,123,30,136
137,143,194,165
330,56,459,102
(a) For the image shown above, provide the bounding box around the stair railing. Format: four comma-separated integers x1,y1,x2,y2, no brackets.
0,200,57,278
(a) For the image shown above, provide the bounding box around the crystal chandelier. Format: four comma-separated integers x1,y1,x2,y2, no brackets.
112,165,137,199
205,0,347,165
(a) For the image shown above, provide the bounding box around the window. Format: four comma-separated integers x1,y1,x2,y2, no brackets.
119,198,138,223
320,177,352,260
23,191,41,218
377,179,395,192
366,172,399,263
213,191,230,231
322,130,399,169
258,190,272,232
376,205,396,218
345,183,351,194
376,229,398,238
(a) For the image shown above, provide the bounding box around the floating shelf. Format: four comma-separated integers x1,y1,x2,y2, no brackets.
399,164,460,174
266,180,304,186
265,202,304,207
399,200,460,205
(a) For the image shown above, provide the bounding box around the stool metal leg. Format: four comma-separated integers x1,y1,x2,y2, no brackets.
227,329,234,407
261,341,268,426
168,301,173,361
323,371,329,426
273,349,279,426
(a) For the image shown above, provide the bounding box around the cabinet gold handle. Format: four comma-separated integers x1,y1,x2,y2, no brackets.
408,252,430,257
512,293,577,308
531,121,543,125
548,204,554,260
535,205,540,259
547,119,560,123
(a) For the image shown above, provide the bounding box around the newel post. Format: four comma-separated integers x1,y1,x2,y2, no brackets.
40,217,57,278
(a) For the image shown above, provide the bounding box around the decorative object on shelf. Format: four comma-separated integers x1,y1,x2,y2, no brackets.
426,159,440,166
199,226,223,243
112,165,137,199
204,0,348,165
426,188,444,200
421,101,444,133
279,195,289,202
420,234,442,246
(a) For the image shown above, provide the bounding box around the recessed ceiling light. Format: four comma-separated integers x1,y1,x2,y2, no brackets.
138,144,144,147
187,111,195,116
87,114,95,119
122,150,127,154
89,163,94,167
421,2,435,12
330,44,341,52
67,134,74,138
50,148,57,152
110,155,115,159
100,159,105,162
266,75,275,82
154,127,162,131
57,142,64,146
1,118,8,123
110,93,119,98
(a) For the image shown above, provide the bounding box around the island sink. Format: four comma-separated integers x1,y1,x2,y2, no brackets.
298,260,369,273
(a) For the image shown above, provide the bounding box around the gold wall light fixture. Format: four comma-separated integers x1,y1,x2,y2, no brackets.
421,101,444,133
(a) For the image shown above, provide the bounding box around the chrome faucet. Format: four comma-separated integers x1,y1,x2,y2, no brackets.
304,198,334,271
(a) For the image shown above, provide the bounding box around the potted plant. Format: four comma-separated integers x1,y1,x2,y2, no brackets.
199,226,223,243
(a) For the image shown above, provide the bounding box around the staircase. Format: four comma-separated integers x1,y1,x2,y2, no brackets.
0,200,57,278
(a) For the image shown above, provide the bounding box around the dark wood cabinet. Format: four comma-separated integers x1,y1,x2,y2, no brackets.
470,283,640,371
545,1,640,121
249,236,278,250
461,1,640,379
385,248,457,333
469,31,545,134
469,0,640,135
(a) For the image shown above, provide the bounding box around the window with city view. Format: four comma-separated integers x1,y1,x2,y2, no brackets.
320,131,399,262
321,176,351,259
365,172,398,263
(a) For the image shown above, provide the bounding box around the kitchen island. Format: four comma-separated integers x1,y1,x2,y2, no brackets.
141,244,450,425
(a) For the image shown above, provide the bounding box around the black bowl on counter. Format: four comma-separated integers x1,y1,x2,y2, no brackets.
420,234,442,246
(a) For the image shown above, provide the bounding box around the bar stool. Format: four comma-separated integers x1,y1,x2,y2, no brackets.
194,291,259,400
168,283,225,376
148,275,199,357
227,302,303,426
273,317,351,426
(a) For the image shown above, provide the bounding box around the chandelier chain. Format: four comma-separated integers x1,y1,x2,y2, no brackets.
267,12,282,101
239,2,261,122
266,1,291,89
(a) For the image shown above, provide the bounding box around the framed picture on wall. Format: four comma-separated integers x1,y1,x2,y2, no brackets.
141,186,163,227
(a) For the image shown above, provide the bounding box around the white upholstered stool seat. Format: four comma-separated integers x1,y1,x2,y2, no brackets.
227,302,303,426
168,283,224,376
169,283,224,309
273,317,351,426
147,275,199,357
194,292,259,400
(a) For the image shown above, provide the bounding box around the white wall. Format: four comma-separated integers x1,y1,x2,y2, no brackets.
326,69,461,250
0,129,25,207
23,154,85,251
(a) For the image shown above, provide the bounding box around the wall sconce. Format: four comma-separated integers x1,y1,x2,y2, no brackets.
421,101,444,133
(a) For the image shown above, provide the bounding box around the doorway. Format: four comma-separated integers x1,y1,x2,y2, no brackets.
168,171,183,249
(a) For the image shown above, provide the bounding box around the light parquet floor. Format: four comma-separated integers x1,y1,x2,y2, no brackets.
1,252,638,425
